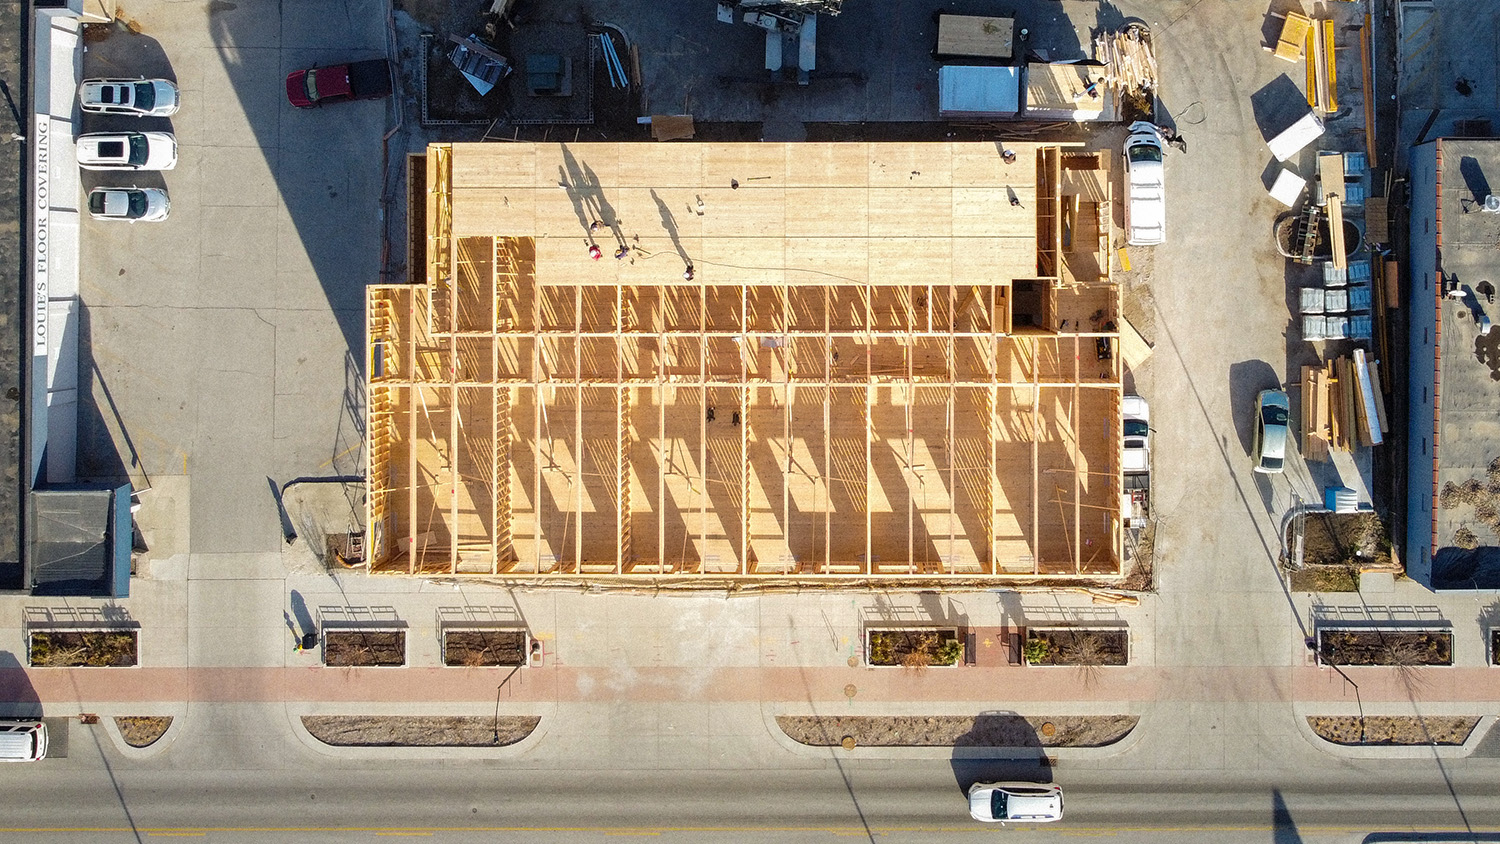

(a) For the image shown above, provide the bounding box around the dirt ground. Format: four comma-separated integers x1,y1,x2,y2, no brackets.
776,715,1138,748
1288,565,1360,592
302,715,541,747
1299,511,1391,568
323,631,406,667
114,716,172,748
1307,716,1480,746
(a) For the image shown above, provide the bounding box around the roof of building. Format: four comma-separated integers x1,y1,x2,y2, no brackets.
1432,139,1500,577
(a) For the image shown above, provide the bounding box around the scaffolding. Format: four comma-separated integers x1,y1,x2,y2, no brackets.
366,141,1124,581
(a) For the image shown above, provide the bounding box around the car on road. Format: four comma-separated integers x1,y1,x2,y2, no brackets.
968,782,1064,823
79,78,180,116
0,720,48,762
76,131,177,171
1123,394,1150,473
87,186,170,222
285,58,393,108
1252,389,1290,473
1123,121,1165,246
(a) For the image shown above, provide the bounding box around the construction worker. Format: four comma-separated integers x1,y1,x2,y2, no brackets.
614,245,629,260
683,265,695,281
588,244,603,261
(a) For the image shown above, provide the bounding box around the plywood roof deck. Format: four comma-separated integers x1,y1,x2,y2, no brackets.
366,141,1124,583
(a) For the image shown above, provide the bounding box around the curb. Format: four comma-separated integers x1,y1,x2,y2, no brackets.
97,705,189,760
1291,708,1496,759
283,702,554,760
759,702,1145,761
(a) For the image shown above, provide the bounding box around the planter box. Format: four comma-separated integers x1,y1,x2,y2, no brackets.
27,630,139,667
442,628,529,667
864,627,962,667
1024,628,1129,667
323,629,406,667
1492,628,1500,667
1316,628,1453,667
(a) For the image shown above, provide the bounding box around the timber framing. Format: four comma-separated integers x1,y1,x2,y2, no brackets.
366,141,1124,581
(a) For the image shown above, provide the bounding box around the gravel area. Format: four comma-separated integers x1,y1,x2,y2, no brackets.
114,716,172,748
1307,716,1480,745
777,714,1138,748
302,715,540,747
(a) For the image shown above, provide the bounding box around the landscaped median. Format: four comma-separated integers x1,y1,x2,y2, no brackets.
1307,715,1480,746
302,715,540,747
777,714,1138,748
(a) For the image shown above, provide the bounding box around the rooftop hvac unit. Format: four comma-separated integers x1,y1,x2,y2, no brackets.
1484,195,1500,213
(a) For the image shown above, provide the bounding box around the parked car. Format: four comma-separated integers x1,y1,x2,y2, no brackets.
79,78,180,116
1123,394,1150,473
968,782,1064,823
87,186,170,222
0,720,48,762
1123,121,1165,246
1252,389,1290,473
285,59,392,108
76,132,177,171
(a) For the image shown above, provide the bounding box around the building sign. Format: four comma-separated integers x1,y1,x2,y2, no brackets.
31,113,49,356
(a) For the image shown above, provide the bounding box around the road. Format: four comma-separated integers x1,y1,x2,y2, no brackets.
3,755,1498,843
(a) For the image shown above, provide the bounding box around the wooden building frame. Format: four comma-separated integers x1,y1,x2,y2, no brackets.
366,141,1124,581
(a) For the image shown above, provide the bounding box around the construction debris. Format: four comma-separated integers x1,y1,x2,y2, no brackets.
1092,25,1157,98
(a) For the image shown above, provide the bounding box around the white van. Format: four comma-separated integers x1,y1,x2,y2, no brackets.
1123,121,1165,246
0,720,48,762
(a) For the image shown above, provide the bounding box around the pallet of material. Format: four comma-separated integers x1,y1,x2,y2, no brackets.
1364,196,1389,244
1271,11,1313,62
1301,363,1331,462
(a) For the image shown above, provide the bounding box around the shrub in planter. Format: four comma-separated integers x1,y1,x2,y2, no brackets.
29,630,139,667
1024,629,1128,666
443,630,527,666
866,629,961,667
323,630,406,667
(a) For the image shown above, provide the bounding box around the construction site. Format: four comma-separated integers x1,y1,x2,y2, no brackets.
364,140,1126,583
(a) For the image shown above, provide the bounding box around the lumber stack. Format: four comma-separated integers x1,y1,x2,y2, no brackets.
1093,28,1158,96
1301,353,1388,459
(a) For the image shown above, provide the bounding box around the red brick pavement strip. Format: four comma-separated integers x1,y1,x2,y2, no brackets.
6,665,1500,706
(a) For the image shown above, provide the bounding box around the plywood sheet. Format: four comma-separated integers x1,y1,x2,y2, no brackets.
937,14,1013,59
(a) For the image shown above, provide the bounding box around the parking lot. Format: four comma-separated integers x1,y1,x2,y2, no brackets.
75,1,389,560
66,0,1383,606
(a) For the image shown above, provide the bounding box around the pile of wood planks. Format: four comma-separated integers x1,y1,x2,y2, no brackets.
1301,351,1388,460
1093,27,1158,96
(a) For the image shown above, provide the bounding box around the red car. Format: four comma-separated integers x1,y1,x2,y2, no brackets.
286,58,393,108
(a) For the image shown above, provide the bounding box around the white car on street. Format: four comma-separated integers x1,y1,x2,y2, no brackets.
1123,121,1165,246
76,132,177,171
968,782,1064,823
80,78,180,116
87,187,170,222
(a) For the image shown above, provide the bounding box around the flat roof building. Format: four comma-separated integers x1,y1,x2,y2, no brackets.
365,141,1125,583
1407,138,1500,589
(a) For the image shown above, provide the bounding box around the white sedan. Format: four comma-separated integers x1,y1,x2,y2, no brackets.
80,78,180,116
76,132,177,171
87,187,169,222
1123,394,1150,473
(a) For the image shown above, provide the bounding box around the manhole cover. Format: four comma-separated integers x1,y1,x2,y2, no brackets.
841,736,857,751
1040,721,1056,737
847,656,858,667
843,684,858,698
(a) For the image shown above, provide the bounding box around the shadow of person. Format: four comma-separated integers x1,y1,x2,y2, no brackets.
949,710,1053,794
0,651,43,719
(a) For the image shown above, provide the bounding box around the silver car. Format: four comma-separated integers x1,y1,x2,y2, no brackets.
87,187,170,222
968,782,1064,823
1252,389,1290,473
80,78,180,116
